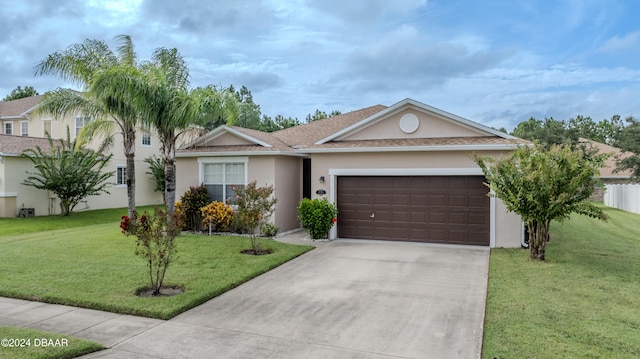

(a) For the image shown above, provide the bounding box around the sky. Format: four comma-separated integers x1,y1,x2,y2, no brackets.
2,0,640,131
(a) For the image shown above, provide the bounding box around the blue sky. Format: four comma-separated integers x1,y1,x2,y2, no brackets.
2,0,640,130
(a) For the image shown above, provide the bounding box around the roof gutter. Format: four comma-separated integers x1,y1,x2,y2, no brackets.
296,143,521,154
176,151,309,158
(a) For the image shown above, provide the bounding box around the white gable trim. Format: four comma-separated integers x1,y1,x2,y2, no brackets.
185,125,273,149
315,98,516,145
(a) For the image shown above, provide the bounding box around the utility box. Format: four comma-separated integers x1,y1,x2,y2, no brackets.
18,208,35,217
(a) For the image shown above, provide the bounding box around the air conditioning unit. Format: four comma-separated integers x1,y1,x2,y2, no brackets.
18,208,35,217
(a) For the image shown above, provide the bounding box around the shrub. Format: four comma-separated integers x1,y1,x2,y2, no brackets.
260,223,279,238
201,201,234,233
120,208,181,296
178,184,210,231
232,181,277,254
297,198,338,240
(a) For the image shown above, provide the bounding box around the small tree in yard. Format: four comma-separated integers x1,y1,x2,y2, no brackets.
297,198,338,240
120,208,181,296
475,143,607,260
22,128,113,216
232,181,277,254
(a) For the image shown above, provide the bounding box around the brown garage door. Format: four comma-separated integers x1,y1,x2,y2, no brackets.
337,176,490,245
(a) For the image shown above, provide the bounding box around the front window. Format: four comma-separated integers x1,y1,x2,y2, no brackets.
75,116,91,137
4,122,12,135
20,121,28,137
202,162,246,203
116,165,126,186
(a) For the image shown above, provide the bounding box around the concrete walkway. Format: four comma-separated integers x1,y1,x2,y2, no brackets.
0,231,490,359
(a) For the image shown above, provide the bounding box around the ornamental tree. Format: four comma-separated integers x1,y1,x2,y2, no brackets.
231,181,277,254
475,143,607,260
120,208,181,296
22,128,112,216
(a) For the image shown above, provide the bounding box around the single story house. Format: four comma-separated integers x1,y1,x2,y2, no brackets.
176,98,528,248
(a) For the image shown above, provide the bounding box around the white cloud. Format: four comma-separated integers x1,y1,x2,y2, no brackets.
599,31,640,53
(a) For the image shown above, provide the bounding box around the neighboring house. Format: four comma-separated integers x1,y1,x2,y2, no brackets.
0,95,163,217
578,138,636,201
176,98,528,248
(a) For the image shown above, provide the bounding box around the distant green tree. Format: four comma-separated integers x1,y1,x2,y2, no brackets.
615,116,640,180
3,86,39,101
511,117,577,148
475,144,607,260
22,128,113,216
305,109,341,123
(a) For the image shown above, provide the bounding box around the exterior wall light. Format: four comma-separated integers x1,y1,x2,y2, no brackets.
319,176,325,183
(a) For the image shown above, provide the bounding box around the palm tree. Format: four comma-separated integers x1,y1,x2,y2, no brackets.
134,48,238,214
33,35,141,218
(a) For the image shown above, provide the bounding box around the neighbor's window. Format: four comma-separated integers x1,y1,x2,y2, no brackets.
201,162,246,203
20,121,28,136
43,120,52,137
141,124,151,146
116,165,126,186
4,122,12,135
75,116,91,137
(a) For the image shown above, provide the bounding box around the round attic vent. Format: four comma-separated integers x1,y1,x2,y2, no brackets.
399,113,419,134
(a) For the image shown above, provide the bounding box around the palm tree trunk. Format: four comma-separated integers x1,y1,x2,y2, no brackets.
126,152,136,218
164,157,176,216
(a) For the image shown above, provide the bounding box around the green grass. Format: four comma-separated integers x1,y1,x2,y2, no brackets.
0,326,104,359
483,205,640,359
0,219,313,320
0,206,158,236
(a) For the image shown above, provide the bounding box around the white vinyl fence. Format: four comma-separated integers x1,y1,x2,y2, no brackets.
604,184,640,214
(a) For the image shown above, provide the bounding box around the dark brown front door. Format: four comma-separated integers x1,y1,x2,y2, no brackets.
337,176,490,245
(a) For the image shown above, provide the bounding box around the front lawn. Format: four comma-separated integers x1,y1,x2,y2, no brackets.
483,205,640,358
0,206,158,236
0,326,104,359
0,219,313,319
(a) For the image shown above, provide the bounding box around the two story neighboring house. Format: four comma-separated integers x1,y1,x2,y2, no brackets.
0,95,163,217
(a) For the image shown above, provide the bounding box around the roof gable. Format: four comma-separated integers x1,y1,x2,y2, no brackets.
186,125,273,148
316,98,515,144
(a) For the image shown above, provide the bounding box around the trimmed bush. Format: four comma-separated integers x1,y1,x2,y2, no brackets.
201,201,234,233
178,184,210,231
297,198,338,240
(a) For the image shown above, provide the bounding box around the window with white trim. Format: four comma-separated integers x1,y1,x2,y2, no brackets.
43,120,52,137
20,121,28,137
202,162,246,203
4,122,12,135
116,165,126,186
75,116,91,137
141,124,151,146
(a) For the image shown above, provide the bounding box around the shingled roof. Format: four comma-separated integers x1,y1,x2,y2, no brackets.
178,100,527,156
0,134,57,156
579,138,633,178
0,95,43,119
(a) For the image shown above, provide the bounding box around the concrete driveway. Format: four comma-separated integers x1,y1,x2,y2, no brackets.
86,239,489,359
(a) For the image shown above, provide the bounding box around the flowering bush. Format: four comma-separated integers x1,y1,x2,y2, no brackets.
201,201,234,233
297,198,338,240
232,181,277,254
178,184,210,231
120,208,181,296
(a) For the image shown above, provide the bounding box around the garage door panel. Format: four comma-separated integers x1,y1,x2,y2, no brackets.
337,176,489,245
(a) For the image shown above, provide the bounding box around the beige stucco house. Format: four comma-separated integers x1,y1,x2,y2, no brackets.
0,95,163,217
176,98,527,248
